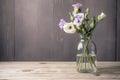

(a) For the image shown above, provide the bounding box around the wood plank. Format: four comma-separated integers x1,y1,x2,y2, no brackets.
0,0,118,61
0,62,119,80
0,0,15,60
117,0,120,61
15,0,53,60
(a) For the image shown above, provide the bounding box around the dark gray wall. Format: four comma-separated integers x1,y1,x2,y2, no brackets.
15,0,54,60
0,0,15,60
0,0,119,61
117,0,120,61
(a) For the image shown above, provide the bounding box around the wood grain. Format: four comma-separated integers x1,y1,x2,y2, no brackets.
14,0,117,61
117,0,120,61
15,0,53,60
0,0,119,61
0,62,120,80
0,0,15,60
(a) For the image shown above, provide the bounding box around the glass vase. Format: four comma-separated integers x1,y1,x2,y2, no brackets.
76,36,97,73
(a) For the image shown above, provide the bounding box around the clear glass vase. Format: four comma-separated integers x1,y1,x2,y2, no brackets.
76,36,97,73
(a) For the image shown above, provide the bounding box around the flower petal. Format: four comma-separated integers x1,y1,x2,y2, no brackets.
72,3,82,9
63,23,76,34
73,13,84,26
59,19,66,29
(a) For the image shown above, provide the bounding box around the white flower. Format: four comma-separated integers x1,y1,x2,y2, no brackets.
63,23,76,34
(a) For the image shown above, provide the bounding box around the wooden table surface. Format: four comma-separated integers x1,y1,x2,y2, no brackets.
0,62,120,80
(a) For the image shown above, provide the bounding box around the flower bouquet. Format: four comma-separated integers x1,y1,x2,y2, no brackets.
59,3,106,73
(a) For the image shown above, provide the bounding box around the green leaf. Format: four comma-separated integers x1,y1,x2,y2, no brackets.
87,16,96,36
90,16,96,29
85,8,89,21
69,12,74,22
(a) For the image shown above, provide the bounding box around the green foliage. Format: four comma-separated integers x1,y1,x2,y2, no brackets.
69,12,74,22
69,7,106,36
84,8,89,21
90,16,96,29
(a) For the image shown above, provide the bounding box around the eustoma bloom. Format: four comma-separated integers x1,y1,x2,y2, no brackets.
59,19,66,29
73,13,84,27
58,3,106,35
59,19,76,34
63,22,76,34
72,3,82,13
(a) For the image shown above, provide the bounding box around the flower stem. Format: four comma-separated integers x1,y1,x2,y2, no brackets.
83,38,95,69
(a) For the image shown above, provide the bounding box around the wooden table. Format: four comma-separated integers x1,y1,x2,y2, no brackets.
0,62,120,80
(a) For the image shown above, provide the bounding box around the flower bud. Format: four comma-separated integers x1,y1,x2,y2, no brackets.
97,12,106,22
72,3,82,13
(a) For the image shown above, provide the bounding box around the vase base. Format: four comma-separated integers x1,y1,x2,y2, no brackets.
77,69,97,73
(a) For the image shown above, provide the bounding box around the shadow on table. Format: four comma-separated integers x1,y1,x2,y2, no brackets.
94,66,120,76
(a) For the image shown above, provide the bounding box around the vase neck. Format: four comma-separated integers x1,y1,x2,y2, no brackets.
80,35,91,40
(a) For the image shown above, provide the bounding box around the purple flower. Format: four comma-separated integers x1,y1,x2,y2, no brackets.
72,3,82,9
59,19,66,29
73,13,84,26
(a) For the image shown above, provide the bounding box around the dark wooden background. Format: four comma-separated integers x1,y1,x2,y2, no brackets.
0,0,119,61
